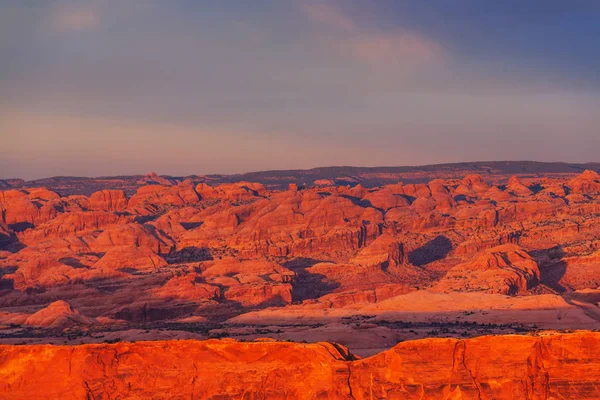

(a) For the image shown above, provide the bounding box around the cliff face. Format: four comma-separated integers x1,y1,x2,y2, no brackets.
349,332,600,399
1,332,599,400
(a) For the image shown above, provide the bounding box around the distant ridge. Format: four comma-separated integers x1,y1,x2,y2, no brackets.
223,160,600,180
3,161,600,196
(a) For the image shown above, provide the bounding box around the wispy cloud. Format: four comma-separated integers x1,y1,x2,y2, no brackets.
300,2,443,66
302,3,355,32
343,32,442,65
52,4,99,32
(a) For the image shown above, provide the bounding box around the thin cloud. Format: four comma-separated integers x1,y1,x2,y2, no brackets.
302,2,355,32
52,4,99,32
345,32,443,65
301,2,443,66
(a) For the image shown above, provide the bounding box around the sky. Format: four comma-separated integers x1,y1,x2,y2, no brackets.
2,0,600,179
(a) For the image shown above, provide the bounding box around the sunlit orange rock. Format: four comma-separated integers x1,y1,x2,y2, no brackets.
91,223,174,254
128,183,199,215
137,172,176,186
506,175,533,196
362,188,410,210
433,244,540,295
93,246,167,273
0,189,61,227
0,333,599,399
547,250,600,290
201,257,292,279
1,248,101,291
200,258,295,306
349,332,600,399
223,283,293,306
350,233,407,267
23,300,93,328
88,189,128,211
569,169,600,194
196,181,266,202
151,273,220,302
20,211,132,245
26,188,61,201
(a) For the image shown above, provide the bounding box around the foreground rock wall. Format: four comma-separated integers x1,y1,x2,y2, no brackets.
1,332,599,399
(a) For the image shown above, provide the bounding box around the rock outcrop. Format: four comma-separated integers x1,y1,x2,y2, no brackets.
433,244,540,295
23,300,94,328
88,189,128,211
569,170,600,194
0,333,599,399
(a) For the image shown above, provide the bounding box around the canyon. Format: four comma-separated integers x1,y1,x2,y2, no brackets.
1,162,600,398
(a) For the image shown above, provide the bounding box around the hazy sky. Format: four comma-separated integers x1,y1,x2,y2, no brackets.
2,0,600,179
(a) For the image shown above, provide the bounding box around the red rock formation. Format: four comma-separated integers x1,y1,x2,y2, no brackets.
20,211,132,245
507,175,533,196
349,332,600,399
91,223,174,254
569,170,600,194
1,248,101,290
195,181,267,201
350,233,407,267
128,183,199,215
201,257,292,279
433,244,540,295
151,273,220,302
0,333,599,399
224,283,293,306
362,188,410,210
93,246,167,273
546,250,600,290
137,172,177,186
23,300,94,328
201,258,295,306
88,189,128,211
26,188,61,201
0,189,62,227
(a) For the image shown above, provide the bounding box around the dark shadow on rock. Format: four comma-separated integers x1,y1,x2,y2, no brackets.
7,222,34,233
0,265,16,290
58,257,90,269
255,293,289,308
408,236,453,267
79,251,106,258
401,195,416,205
142,224,176,255
529,183,544,194
117,267,145,275
380,260,390,272
453,195,473,203
181,222,203,230
0,231,25,252
0,233,14,251
0,277,13,291
531,245,567,293
166,246,213,264
112,301,200,323
340,195,383,212
283,258,339,303
134,215,158,224
25,286,46,295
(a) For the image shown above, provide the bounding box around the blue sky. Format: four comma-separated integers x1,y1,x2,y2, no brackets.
2,0,599,179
